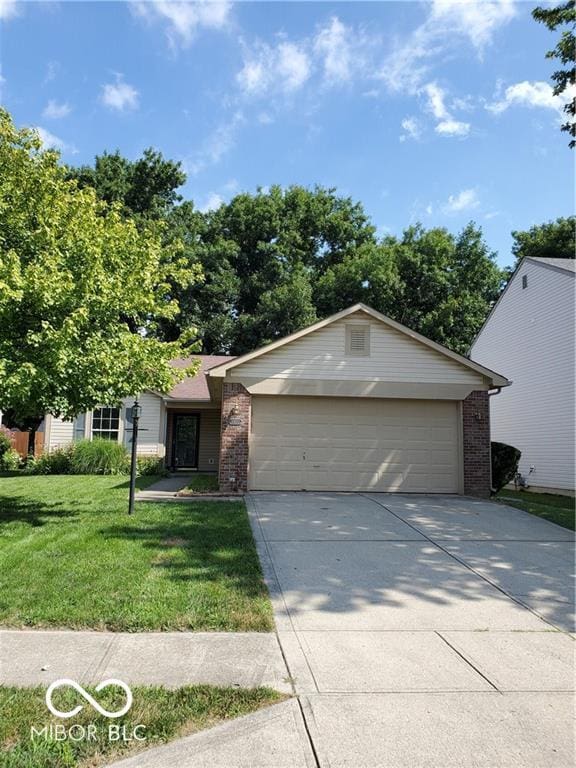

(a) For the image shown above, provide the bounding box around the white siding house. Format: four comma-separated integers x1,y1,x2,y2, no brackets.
471,257,575,493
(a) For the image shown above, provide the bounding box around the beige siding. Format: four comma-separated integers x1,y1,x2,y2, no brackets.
233,313,485,387
198,410,221,472
250,396,460,493
48,393,165,456
471,260,575,491
48,416,74,449
121,392,164,457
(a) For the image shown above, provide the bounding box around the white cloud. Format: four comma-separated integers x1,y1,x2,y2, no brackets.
188,110,245,175
131,0,232,47
236,15,372,100
314,16,352,84
44,62,60,84
237,40,310,96
35,126,76,154
431,0,516,50
101,77,139,111
200,192,224,212
42,100,71,120
277,42,311,92
443,188,480,213
424,82,450,120
400,117,422,142
435,118,470,136
380,0,516,92
422,82,471,137
0,0,19,20
487,80,568,115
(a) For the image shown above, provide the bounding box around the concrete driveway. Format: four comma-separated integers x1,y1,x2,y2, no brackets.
247,492,575,767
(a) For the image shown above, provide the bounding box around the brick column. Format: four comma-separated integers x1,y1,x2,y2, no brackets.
219,383,251,492
462,390,491,498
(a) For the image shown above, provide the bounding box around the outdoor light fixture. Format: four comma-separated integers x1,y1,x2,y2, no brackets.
229,406,239,416
128,397,141,516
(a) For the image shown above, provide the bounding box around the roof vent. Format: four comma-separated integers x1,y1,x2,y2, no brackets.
346,324,370,356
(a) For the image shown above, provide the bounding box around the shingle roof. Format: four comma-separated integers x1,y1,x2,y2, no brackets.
166,355,234,400
529,257,576,273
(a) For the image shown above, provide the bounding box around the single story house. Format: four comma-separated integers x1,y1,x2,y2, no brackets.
471,257,575,494
45,303,510,497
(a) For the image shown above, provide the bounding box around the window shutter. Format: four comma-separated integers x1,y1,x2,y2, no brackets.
124,407,133,447
73,413,86,442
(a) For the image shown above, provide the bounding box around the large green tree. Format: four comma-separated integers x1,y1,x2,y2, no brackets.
533,0,576,147
175,185,376,354
66,151,506,357
316,223,504,355
0,110,201,427
66,148,186,219
511,216,576,262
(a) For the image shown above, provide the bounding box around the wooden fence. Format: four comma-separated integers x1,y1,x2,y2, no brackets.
6,430,44,459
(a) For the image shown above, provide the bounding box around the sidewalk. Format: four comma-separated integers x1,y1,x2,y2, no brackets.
0,630,291,693
135,475,240,502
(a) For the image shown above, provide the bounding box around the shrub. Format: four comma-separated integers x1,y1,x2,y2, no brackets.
25,446,74,475
491,441,521,493
136,456,169,477
71,439,129,475
0,448,21,471
0,427,12,459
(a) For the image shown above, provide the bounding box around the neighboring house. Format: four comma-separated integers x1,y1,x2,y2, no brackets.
46,303,509,497
471,257,575,494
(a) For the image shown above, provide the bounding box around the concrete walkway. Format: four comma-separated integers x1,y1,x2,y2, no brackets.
106,491,574,768
135,474,240,502
0,630,291,693
246,492,575,768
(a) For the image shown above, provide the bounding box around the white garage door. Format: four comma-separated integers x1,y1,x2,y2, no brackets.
249,396,460,493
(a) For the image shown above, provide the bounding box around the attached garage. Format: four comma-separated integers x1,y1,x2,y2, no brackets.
207,303,511,497
250,396,460,493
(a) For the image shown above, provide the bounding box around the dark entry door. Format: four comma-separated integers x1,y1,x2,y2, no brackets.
173,414,199,469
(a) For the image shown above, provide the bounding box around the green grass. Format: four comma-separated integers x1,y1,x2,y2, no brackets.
184,474,219,493
0,684,283,768
0,475,273,631
497,488,575,531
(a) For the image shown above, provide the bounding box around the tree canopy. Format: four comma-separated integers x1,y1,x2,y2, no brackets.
67,147,507,357
0,110,201,424
533,0,576,147
511,216,576,262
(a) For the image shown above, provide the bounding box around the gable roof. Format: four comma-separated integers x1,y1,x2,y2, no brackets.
166,355,234,400
471,256,575,352
528,257,575,273
207,303,510,388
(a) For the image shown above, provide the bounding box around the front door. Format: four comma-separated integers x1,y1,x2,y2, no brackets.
172,414,199,469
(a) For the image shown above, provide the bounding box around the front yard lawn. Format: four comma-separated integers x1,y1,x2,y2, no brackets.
0,475,273,631
0,684,282,768
184,473,219,492
497,489,575,531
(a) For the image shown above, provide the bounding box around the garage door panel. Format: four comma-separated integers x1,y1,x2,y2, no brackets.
249,397,460,493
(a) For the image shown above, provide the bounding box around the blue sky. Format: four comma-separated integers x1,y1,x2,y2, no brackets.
1,1,573,267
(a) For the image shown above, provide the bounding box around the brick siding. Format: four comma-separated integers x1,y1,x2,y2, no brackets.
218,383,251,492
462,390,491,498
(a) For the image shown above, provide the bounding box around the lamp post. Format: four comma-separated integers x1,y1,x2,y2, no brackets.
128,398,141,516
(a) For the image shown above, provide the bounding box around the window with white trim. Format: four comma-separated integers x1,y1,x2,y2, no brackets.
345,323,370,356
92,407,120,441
